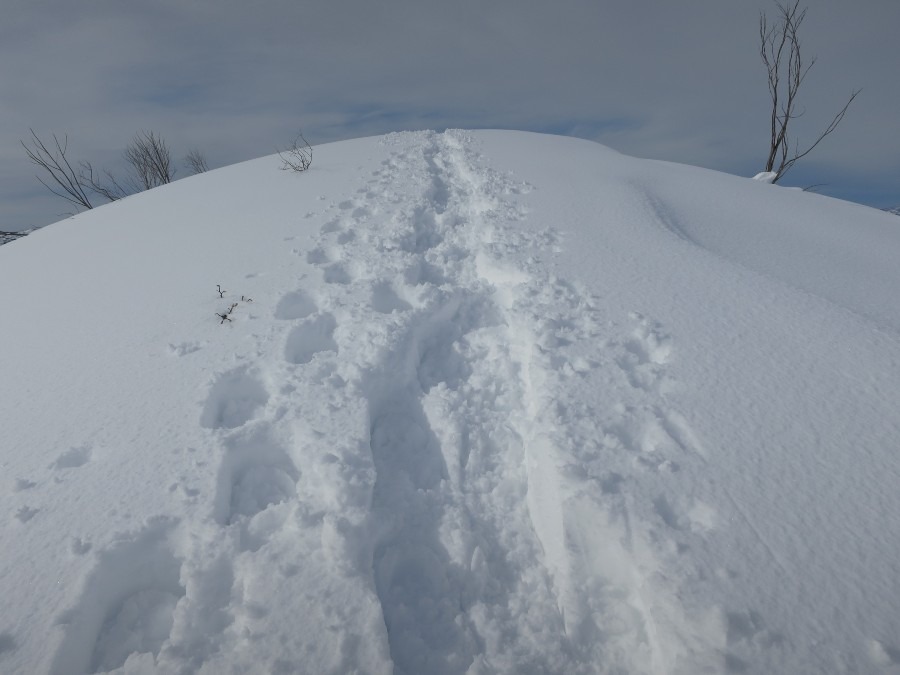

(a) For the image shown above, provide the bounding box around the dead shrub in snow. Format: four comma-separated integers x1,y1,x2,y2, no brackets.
278,131,313,172
184,149,209,175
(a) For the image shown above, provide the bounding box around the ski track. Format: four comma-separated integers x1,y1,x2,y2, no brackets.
47,131,728,674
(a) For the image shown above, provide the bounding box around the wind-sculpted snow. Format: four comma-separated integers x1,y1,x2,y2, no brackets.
1,130,900,674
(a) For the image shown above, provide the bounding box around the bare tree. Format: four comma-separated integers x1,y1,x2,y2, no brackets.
124,131,174,189
277,131,313,172
760,0,860,183
21,130,93,211
24,129,207,214
184,149,209,174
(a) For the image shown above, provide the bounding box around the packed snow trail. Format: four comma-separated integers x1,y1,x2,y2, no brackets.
39,131,711,674
201,130,707,673
3,130,900,674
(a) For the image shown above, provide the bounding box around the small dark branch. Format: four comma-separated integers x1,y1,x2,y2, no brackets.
216,302,239,324
22,130,93,211
124,131,174,190
277,130,313,172
214,290,252,323
78,161,129,202
775,89,861,181
802,183,827,193
184,149,209,175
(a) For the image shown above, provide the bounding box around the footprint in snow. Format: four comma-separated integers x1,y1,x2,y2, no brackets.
322,262,353,285
212,427,299,528
12,478,36,492
199,367,269,430
320,218,341,234
274,289,317,321
14,506,38,523
725,609,784,650
653,495,682,530
370,281,412,315
612,313,674,394
52,445,92,470
50,519,185,675
625,312,673,366
599,472,625,495
306,247,332,265
284,314,338,365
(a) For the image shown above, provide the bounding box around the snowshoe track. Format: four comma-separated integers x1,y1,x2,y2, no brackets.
48,131,719,674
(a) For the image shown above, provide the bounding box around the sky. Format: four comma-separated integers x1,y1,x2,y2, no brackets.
2,0,898,232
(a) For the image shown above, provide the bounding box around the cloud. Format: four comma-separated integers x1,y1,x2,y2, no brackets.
2,0,899,229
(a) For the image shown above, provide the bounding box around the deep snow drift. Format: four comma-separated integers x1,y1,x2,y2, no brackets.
1,130,900,675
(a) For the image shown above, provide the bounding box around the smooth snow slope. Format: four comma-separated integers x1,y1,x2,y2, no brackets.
1,130,899,675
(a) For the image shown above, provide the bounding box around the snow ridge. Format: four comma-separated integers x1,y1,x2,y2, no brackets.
41,131,726,674
4,129,900,675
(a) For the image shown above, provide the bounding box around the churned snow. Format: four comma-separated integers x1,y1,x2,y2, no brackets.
1,130,899,674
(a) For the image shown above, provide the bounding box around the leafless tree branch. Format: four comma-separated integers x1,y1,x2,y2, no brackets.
78,161,129,202
21,130,93,211
184,149,209,174
759,0,859,183
801,183,827,193
24,129,208,215
277,131,313,172
124,131,174,190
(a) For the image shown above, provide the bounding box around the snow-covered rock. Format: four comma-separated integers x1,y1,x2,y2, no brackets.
2,130,900,674
751,171,777,183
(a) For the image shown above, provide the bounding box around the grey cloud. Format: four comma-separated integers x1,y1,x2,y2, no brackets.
2,0,898,230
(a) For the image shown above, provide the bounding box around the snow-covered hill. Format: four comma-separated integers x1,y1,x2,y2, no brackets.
2,130,900,675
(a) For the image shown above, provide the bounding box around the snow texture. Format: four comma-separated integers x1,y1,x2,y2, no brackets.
1,130,900,674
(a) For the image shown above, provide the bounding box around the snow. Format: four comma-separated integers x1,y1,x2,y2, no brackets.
751,171,777,183
1,129,900,674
